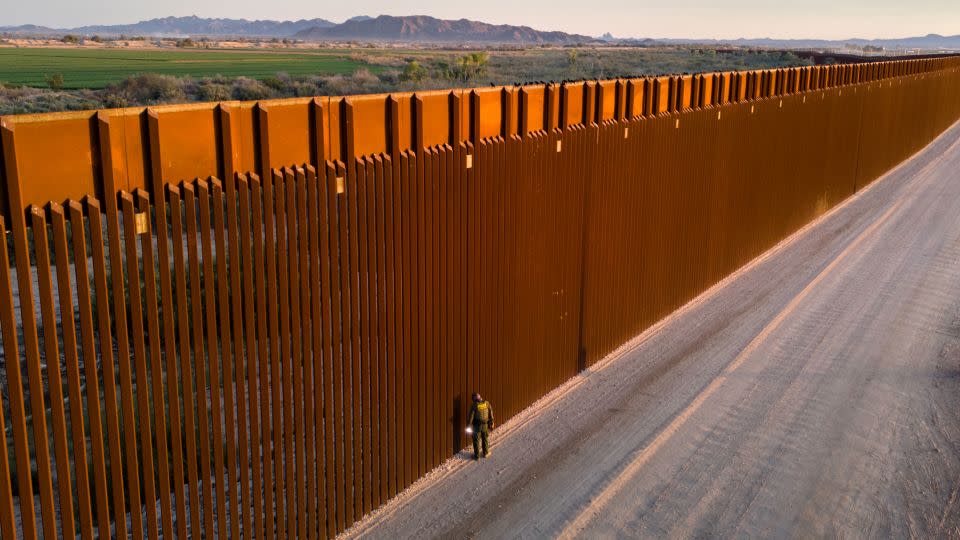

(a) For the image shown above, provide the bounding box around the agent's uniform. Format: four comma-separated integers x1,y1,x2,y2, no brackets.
467,399,495,459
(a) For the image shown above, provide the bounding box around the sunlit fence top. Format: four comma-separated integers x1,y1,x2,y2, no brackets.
1,57,957,217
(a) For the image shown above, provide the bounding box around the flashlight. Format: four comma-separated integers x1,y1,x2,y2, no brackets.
465,426,473,434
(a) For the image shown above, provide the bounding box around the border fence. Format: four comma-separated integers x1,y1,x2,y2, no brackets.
1,56,960,538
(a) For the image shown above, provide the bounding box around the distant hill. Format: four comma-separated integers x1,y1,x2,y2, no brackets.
0,14,589,43
846,34,960,50
294,15,593,44
0,15,336,37
0,24,62,36
2,15,957,50
651,33,960,51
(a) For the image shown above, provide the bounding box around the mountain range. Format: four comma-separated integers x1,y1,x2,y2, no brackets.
0,14,592,44
293,15,591,43
0,15,336,37
1,15,958,49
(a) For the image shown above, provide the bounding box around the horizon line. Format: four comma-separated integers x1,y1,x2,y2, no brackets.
0,13,956,43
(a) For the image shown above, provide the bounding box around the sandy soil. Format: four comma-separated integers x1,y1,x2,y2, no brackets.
341,120,960,539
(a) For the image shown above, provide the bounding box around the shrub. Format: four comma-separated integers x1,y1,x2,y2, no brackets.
45,73,64,90
378,69,401,86
261,76,287,92
351,68,379,87
291,81,320,97
319,70,384,97
231,77,272,101
0,87,102,115
400,60,426,82
61,34,80,44
110,74,185,104
102,92,129,109
197,82,231,102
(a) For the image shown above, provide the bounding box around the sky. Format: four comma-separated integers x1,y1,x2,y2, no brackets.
2,0,959,40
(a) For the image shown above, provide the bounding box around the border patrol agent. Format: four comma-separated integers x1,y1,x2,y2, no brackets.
467,392,495,459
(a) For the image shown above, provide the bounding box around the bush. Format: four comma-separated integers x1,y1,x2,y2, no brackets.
0,87,102,115
261,76,288,92
176,38,196,48
320,70,384,97
400,60,426,82
109,74,185,104
102,92,129,109
197,82,231,102
378,69,401,86
230,77,272,101
45,73,64,90
351,68,379,87
61,34,80,44
291,81,320,97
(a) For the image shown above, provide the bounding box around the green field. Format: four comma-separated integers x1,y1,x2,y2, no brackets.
0,47,387,88
0,46,812,116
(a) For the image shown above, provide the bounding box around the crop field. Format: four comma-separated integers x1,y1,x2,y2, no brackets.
0,46,811,116
0,47,388,88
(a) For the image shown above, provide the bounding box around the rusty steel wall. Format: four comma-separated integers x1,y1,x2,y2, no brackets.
579,64,960,367
0,56,958,539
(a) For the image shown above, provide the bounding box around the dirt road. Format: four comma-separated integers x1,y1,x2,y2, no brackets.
343,121,960,539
